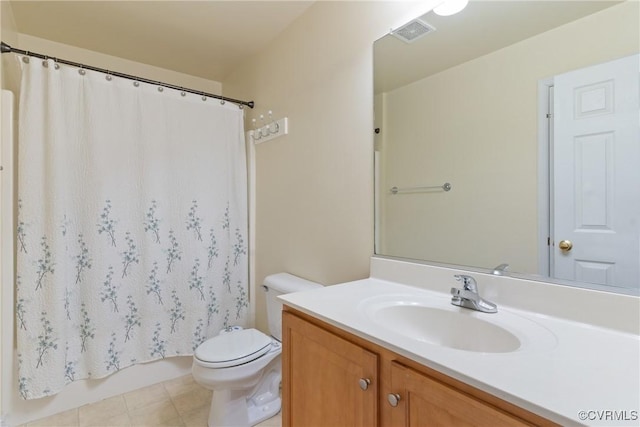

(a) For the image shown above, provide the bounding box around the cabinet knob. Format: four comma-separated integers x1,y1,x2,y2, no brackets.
387,393,401,407
358,378,371,391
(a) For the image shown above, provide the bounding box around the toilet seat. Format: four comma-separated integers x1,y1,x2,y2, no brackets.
194,328,273,368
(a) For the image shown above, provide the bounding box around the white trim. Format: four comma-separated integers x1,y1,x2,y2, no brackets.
1,90,16,425
374,151,380,253
536,79,553,278
247,130,257,327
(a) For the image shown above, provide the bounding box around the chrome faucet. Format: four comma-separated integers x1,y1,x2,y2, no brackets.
450,274,497,313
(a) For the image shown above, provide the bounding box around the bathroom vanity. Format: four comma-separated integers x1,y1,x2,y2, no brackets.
282,308,554,426
279,257,640,426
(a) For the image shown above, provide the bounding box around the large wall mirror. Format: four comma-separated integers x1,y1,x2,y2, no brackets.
374,1,639,295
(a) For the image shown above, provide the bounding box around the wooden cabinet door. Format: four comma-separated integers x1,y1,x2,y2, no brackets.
282,311,378,427
388,362,532,427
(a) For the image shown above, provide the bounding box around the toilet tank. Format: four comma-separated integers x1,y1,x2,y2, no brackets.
263,273,322,341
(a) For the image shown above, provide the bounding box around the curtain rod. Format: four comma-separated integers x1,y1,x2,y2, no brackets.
0,41,254,109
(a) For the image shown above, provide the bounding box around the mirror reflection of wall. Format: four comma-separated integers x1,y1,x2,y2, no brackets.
374,1,639,294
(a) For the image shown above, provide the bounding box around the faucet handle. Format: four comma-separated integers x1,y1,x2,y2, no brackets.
454,274,477,291
492,263,510,276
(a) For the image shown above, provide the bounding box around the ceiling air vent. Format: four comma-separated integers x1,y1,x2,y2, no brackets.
390,19,436,44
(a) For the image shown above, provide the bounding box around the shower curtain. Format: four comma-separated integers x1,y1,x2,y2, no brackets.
15,58,248,399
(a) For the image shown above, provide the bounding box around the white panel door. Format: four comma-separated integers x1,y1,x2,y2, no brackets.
553,54,639,290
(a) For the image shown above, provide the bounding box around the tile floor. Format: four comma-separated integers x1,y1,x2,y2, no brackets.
20,375,281,427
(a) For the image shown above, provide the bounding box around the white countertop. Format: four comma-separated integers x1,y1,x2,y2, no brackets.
279,278,640,427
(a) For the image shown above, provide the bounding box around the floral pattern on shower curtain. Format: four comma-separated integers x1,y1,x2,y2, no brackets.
15,57,248,399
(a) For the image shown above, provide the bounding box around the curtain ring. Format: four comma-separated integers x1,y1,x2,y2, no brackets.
180,87,186,97
42,56,49,68
22,53,30,64
53,58,60,70
220,95,226,105
133,81,140,87
201,93,207,101
78,66,86,76
105,71,112,81
157,86,164,92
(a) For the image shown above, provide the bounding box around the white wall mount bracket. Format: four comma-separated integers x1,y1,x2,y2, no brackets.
251,117,288,144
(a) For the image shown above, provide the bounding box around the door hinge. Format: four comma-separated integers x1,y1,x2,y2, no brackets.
547,237,551,246
546,113,552,118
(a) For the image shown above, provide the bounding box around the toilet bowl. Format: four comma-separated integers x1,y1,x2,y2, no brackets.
192,273,322,427
193,328,282,426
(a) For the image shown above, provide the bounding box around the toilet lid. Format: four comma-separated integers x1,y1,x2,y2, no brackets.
194,328,272,368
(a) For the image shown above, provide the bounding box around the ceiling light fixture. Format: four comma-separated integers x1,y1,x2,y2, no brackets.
433,0,469,16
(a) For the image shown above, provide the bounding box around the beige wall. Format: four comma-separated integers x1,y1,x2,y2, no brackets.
5,33,223,95
378,2,639,274
223,1,433,332
1,1,18,94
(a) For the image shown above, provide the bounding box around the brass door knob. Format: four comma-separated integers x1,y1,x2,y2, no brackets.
559,240,573,252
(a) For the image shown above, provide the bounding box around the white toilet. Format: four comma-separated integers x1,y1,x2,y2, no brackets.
192,273,322,427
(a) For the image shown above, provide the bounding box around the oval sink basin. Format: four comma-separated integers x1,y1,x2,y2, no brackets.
373,305,520,353
359,294,557,354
